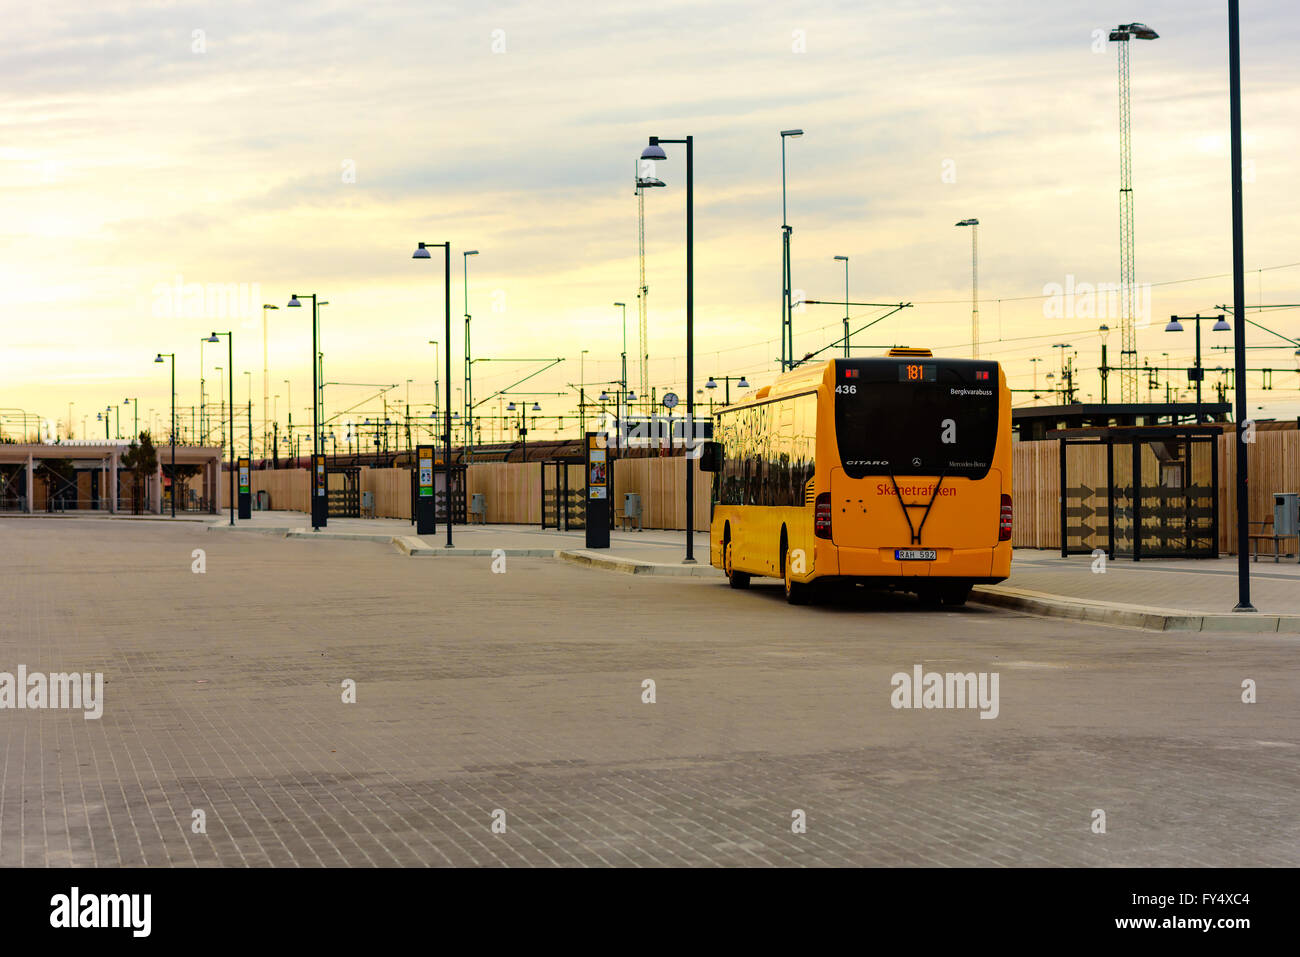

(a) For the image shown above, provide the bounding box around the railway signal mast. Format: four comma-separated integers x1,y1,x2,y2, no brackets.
1109,21,1159,402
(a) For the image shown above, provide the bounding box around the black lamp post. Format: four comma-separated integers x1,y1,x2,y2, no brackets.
642,134,697,563
286,294,324,529
206,331,234,525
1227,0,1254,612
413,241,455,548
155,354,175,517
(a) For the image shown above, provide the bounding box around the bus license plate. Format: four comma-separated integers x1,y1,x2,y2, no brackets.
895,549,937,561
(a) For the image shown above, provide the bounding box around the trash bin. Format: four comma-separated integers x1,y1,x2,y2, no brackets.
623,492,642,531
361,491,375,518
1275,492,1299,536
470,493,487,524
256,490,270,511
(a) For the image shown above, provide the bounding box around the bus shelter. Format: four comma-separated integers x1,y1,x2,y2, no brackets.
1058,425,1220,561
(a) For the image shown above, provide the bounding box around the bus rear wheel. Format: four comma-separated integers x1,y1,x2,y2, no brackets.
784,548,813,605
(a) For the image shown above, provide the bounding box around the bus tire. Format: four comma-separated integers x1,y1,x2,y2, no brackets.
784,547,813,605
724,539,750,589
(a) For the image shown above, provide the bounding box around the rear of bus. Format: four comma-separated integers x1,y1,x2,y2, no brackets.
814,351,1011,602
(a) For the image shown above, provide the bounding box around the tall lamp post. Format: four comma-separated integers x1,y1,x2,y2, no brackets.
122,397,139,441
641,134,697,563
206,331,234,525
155,353,176,517
955,218,980,358
780,129,804,372
463,249,479,464
614,301,628,430
1165,314,1230,423
1227,0,1254,613
833,256,850,356
413,241,455,548
262,303,278,460
286,295,324,528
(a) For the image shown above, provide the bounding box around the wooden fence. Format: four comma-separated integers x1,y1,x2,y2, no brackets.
1010,428,1299,553
247,430,1296,550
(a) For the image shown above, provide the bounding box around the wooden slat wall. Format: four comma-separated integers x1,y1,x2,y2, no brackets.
250,469,308,512
361,466,410,520
1218,428,1300,554
466,462,541,524
1010,440,1060,549
243,431,1297,549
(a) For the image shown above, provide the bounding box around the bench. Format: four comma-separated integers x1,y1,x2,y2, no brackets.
1248,521,1298,563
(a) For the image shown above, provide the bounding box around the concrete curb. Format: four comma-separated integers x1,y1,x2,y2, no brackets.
556,549,724,578
205,521,559,557
971,585,1300,634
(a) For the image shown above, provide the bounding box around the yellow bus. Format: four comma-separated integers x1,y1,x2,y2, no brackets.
699,348,1012,605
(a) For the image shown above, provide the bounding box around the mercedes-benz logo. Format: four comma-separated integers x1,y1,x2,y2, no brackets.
912,457,922,467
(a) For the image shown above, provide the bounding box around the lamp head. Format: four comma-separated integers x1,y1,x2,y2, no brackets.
780,129,804,138
738,376,750,388
1164,318,1184,333
955,218,979,227
1212,317,1231,332
705,377,717,389
264,303,278,311
206,333,220,343
531,402,541,411
598,391,609,402
465,249,479,257
640,141,667,161
155,354,164,363
412,243,431,260
834,255,849,262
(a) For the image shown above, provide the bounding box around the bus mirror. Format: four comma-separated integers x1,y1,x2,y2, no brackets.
699,441,723,472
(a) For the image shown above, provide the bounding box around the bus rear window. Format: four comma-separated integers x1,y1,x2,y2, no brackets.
834,359,999,479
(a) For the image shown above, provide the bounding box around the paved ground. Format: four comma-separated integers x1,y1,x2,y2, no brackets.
1,517,1297,867
1008,550,1300,616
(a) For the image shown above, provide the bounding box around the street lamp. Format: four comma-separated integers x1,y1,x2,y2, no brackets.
705,374,750,406
955,219,980,358
1165,315,1230,423
413,241,455,548
780,129,804,372
833,256,850,357
641,134,698,563
262,303,277,460
206,331,235,525
122,397,139,442
463,250,479,464
286,294,326,529
155,354,176,517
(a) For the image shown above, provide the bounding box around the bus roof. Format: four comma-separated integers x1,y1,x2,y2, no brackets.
721,353,1002,411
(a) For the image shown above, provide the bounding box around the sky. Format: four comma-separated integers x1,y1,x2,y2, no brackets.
3,0,1298,446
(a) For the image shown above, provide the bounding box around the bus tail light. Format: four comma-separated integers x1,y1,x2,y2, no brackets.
815,492,832,539
999,494,1013,541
